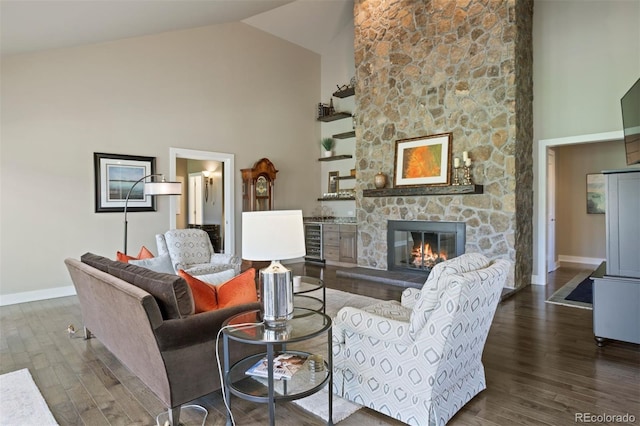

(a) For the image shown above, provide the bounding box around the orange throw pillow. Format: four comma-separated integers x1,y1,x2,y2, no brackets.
178,270,218,313
137,246,155,259
217,269,258,309
116,246,155,263
116,252,136,263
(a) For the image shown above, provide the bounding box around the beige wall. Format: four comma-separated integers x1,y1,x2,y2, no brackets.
0,22,320,300
554,141,628,261
531,0,640,277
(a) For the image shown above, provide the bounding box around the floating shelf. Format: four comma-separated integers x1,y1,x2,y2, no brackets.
363,185,483,197
332,87,355,98
336,175,355,181
333,131,355,139
317,197,355,201
318,155,353,162
317,112,352,122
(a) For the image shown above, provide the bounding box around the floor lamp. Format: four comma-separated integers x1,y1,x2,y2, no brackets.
123,174,182,254
242,210,306,328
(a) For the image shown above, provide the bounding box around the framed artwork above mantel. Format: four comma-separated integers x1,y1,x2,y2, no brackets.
393,133,452,187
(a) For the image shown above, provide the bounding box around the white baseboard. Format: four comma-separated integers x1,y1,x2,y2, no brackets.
558,255,604,267
0,285,76,307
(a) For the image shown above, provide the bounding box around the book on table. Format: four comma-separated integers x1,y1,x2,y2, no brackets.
245,353,307,380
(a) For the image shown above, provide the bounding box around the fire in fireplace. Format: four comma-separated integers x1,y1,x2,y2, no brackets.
387,220,465,273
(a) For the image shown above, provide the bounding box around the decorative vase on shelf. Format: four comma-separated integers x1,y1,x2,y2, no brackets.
323,150,333,157
374,172,387,189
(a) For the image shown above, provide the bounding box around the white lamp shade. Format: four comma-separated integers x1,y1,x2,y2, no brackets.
144,181,182,195
242,210,306,261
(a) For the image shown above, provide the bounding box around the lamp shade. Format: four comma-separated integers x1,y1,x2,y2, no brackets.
242,210,306,261
144,181,182,195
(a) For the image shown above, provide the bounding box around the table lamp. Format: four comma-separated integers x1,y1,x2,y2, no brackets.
242,210,306,328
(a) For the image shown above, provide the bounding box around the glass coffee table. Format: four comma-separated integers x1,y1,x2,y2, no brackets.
293,275,325,314
222,308,333,426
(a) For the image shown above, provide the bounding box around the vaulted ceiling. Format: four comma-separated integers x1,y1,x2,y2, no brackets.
0,0,353,57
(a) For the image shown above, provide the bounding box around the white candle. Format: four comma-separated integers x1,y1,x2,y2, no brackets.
454,158,460,168
293,276,302,289
462,151,468,161
465,158,471,167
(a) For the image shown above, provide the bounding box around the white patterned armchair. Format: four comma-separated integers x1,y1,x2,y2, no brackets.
156,229,241,276
332,253,510,426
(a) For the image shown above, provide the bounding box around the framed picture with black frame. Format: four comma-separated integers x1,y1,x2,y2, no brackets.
94,152,156,213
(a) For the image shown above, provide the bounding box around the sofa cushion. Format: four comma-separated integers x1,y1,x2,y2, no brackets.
81,252,194,319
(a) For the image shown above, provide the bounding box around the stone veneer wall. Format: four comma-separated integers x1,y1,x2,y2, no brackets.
353,0,533,288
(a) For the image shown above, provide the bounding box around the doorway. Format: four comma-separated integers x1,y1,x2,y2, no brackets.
535,130,623,285
169,148,236,255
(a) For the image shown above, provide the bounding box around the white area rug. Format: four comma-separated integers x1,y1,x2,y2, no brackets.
289,287,382,422
0,368,58,425
294,386,360,423
545,270,593,310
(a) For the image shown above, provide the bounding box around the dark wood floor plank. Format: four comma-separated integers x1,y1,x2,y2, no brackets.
66,381,110,426
1,263,638,426
50,400,84,426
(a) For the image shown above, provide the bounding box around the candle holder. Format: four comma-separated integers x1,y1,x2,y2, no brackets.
452,166,461,185
463,165,472,185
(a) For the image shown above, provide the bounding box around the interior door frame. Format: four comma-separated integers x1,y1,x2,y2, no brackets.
547,148,557,273
534,130,622,285
169,148,235,255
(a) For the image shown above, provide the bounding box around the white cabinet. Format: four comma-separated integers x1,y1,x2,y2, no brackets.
593,169,640,346
605,170,640,278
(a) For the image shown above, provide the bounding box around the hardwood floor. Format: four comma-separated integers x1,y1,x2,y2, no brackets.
1,263,638,425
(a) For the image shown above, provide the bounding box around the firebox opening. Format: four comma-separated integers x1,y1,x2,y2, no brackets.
387,221,465,273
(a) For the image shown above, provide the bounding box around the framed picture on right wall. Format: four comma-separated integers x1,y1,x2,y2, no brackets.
586,173,605,214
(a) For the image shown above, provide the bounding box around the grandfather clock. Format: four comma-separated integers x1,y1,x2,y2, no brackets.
241,158,278,211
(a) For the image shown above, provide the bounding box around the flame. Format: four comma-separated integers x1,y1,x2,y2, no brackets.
411,243,447,269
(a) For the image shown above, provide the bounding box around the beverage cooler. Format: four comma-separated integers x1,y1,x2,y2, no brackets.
304,223,324,263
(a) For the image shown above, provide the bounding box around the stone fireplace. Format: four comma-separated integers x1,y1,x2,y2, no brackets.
352,0,534,288
388,220,465,273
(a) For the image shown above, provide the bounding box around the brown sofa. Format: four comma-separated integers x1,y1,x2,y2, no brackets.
65,253,261,425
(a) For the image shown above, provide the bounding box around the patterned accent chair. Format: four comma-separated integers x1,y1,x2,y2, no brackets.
156,229,241,276
332,253,510,426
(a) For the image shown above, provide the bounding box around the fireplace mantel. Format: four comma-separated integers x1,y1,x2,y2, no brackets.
363,184,483,198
